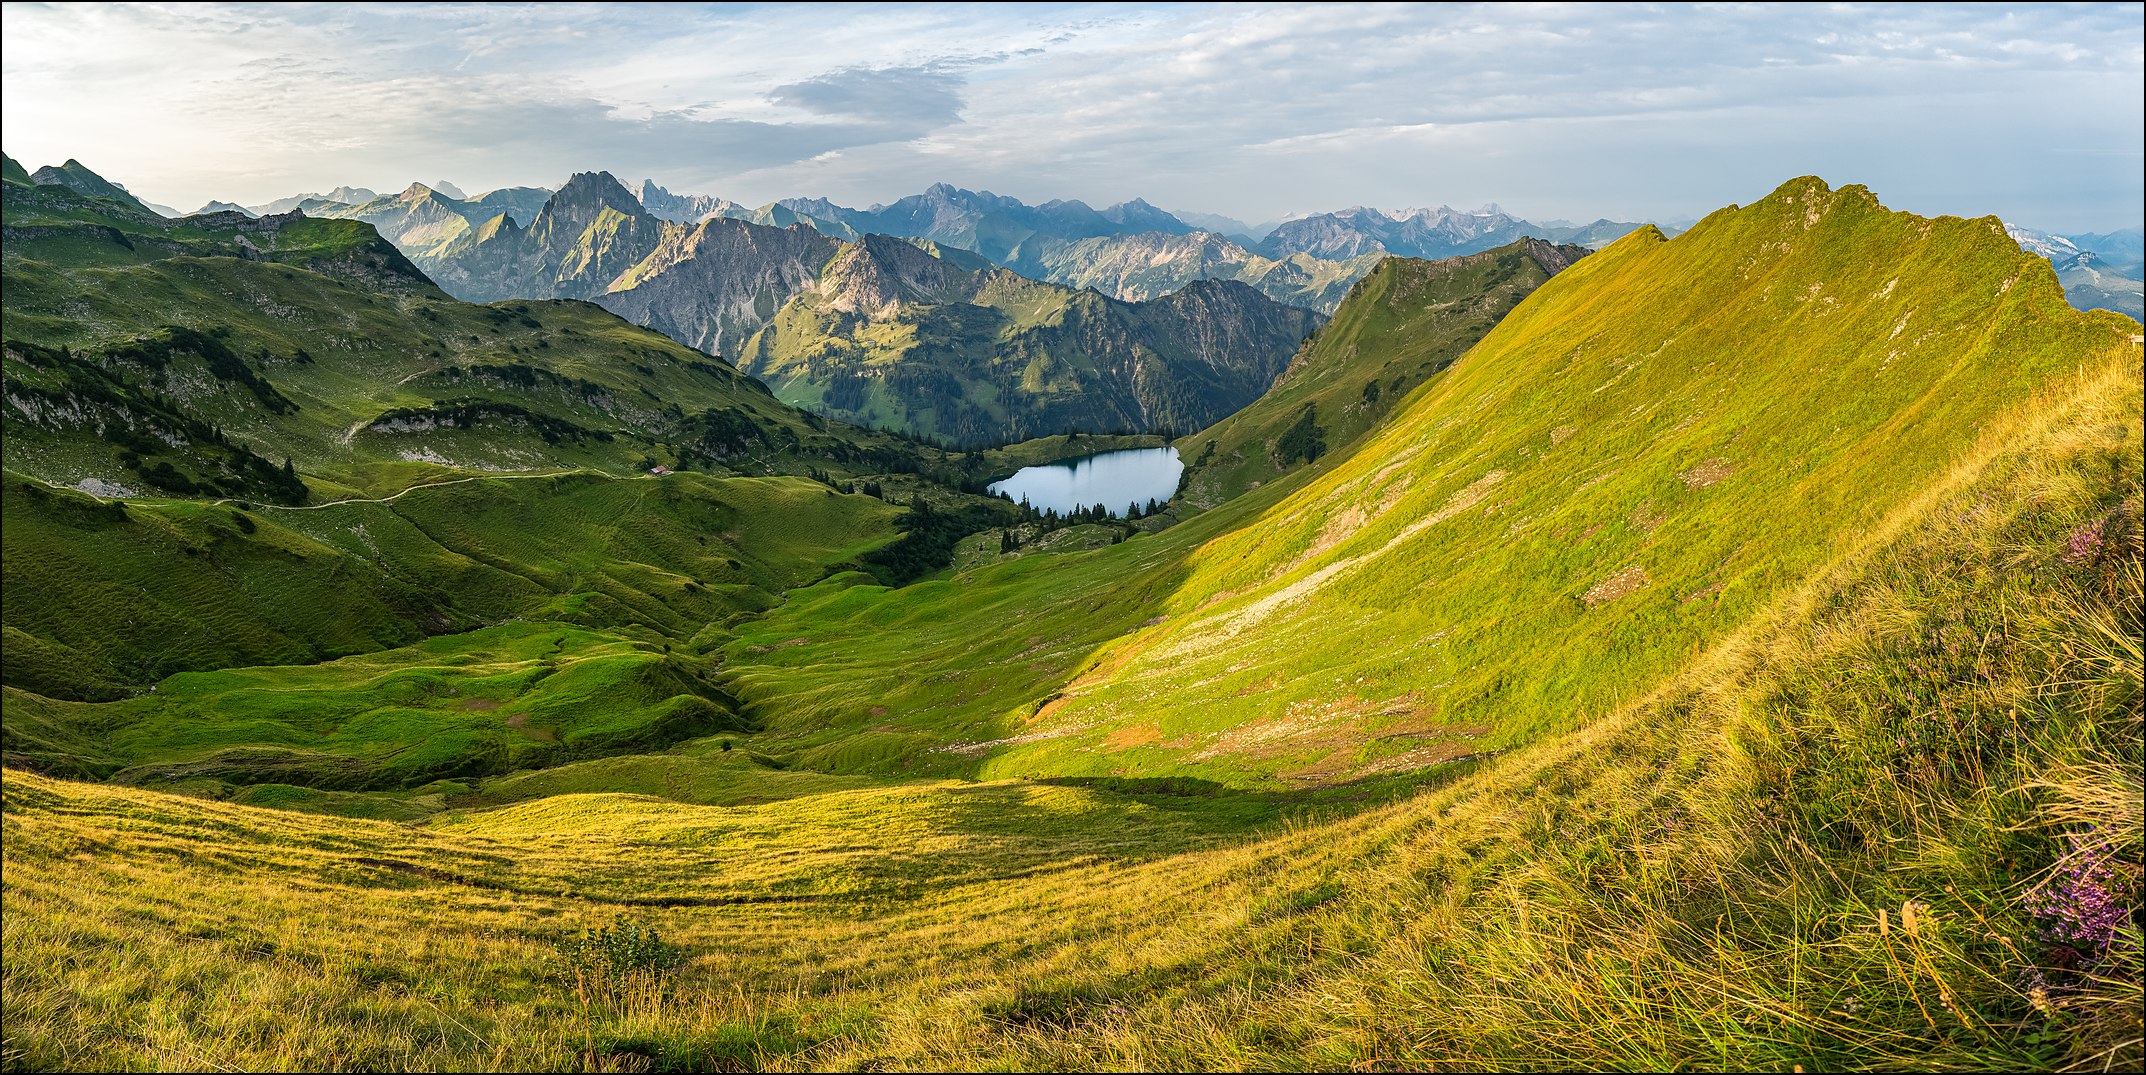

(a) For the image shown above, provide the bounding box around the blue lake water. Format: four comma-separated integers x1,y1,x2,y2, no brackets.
987,447,1184,517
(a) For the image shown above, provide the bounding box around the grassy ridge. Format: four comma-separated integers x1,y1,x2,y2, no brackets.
3,345,2134,1069
1177,238,1586,507
718,179,2142,788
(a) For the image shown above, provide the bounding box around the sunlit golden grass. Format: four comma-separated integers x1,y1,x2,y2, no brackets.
5,350,2137,1071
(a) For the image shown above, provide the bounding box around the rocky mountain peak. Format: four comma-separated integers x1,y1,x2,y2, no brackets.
527,171,648,246
547,171,642,217
818,233,980,315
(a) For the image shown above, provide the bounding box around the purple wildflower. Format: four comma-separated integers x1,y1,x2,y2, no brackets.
2062,517,2107,564
2022,828,2137,967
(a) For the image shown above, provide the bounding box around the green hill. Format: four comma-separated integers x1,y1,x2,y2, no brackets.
1177,237,1588,507
0,469,902,704
1,175,2140,1071
2,329,2136,1068
22,157,160,217
717,178,2140,783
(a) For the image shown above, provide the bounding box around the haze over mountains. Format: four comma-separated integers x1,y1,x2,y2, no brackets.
220,165,2142,324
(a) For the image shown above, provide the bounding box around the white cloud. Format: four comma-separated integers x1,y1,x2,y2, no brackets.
1,2,2137,230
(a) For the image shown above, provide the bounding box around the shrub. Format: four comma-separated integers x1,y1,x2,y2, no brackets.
551,914,685,1008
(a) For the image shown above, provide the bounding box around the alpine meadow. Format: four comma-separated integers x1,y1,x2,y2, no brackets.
2,3,2141,1072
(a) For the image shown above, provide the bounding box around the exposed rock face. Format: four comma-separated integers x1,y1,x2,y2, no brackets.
774,183,1201,263
736,239,1322,445
1005,230,1384,313
421,172,671,302
1259,205,1654,262
598,217,843,357
289,183,556,262
1260,204,1531,260
247,185,380,215
522,171,668,294
400,174,1329,440
814,234,987,315
638,180,745,224
315,183,478,255
461,186,553,228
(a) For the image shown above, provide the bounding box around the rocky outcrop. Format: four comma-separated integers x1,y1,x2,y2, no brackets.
597,217,842,357
1005,230,1384,313
418,172,671,302
737,252,1322,445
639,180,745,224
1259,205,1652,262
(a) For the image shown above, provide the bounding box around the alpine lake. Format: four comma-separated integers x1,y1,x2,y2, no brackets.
987,446,1184,517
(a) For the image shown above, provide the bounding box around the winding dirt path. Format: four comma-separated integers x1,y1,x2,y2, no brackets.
261,468,602,511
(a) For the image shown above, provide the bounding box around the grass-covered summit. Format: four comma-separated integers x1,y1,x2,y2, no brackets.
1177,236,1589,507
718,177,2140,783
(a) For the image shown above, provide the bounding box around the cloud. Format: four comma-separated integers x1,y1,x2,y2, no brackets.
769,65,966,126
0,2,2137,230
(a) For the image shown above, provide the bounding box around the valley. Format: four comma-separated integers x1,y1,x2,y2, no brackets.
3,147,2140,1074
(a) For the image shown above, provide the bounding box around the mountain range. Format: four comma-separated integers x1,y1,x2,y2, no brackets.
4,145,2141,1073
2005,222,2145,318
32,152,2141,326
335,171,1316,443
234,173,1666,314
735,235,1322,444
235,169,2145,325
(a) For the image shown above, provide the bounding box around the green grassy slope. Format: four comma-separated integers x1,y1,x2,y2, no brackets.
718,178,2143,788
2,343,2134,1070
1177,237,1587,507
19,157,160,216
1,468,901,707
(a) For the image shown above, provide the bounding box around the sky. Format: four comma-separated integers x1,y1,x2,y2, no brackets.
2,2,2140,231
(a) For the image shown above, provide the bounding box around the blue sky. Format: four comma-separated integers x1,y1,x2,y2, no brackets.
2,2,2139,230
